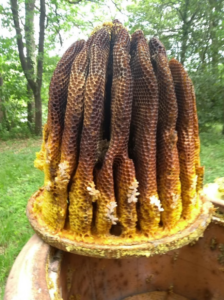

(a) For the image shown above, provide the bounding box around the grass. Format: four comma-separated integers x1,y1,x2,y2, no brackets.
0,132,223,298
0,138,43,298
200,132,224,183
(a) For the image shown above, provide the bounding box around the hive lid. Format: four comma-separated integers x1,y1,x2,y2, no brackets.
27,189,213,259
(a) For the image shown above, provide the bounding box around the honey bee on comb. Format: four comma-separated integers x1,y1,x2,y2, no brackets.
29,20,213,258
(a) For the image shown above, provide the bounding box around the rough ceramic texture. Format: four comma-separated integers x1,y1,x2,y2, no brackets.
4,235,51,300
57,220,224,300
6,213,224,300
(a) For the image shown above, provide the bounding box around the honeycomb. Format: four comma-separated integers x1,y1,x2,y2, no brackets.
149,38,182,229
34,20,205,241
130,31,160,235
169,58,201,219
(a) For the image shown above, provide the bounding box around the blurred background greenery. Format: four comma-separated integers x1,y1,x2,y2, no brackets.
0,0,223,138
0,0,125,137
0,0,223,297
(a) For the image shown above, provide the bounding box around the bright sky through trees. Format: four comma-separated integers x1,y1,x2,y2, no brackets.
0,0,130,56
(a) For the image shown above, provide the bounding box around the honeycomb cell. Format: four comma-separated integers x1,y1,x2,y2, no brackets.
149,37,182,229
169,58,200,219
45,40,85,179
52,39,97,230
130,30,160,235
35,40,85,231
69,26,111,236
95,21,138,236
189,79,204,193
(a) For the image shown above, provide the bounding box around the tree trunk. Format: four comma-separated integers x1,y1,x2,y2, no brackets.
27,83,35,132
180,26,188,65
222,91,224,135
0,74,3,124
208,0,224,134
180,0,190,65
34,90,42,135
10,0,45,136
25,0,36,133
35,0,46,135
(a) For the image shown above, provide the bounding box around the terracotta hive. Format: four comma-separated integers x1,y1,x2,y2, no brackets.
28,20,213,258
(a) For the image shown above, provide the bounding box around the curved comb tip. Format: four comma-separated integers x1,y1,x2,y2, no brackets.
149,37,166,56
132,30,145,41
112,19,122,25
169,57,181,65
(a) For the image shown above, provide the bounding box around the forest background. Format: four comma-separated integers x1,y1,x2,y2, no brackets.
0,0,223,136
0,0,224,297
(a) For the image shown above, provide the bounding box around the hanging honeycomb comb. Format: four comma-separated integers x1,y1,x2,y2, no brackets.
29,20,213,258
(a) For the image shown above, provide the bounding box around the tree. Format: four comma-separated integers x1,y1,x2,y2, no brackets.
127,0,224,132
5,0,123,136
0,33,60,138
10,0,45,135
0,73,3,125
127,0,211,65
25,0,36,131
0,42,32,135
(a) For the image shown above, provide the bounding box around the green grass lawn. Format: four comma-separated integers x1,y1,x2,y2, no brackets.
0,138,43,298
200,132,224,183
0,133,223,298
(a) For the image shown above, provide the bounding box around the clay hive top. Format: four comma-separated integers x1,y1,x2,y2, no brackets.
27,20,213,258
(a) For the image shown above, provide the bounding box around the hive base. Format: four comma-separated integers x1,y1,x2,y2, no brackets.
27,188,213,258
5,218,224,300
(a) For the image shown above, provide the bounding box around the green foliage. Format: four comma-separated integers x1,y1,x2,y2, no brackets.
0,139,44,298
0,0,223,136
191,67,224,131
0,36,60,138
0,37,29,137
200,131,224,183
0,0,124,138
127,0,224,132
127,0,205,61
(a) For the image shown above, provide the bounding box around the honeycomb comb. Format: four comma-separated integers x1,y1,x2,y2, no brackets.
130,31,160,235
169,58,200,219
149,38,182,229
28,22,213,258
